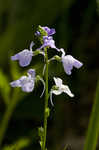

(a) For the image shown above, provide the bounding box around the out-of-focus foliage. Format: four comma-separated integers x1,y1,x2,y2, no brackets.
96,0,99,15
2,138,30,150
0,69,10,105
84,80,99,150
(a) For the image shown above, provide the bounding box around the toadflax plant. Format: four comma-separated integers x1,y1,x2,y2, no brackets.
10,25,83,150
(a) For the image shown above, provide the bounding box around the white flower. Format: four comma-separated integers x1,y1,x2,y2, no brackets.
50,77,74,105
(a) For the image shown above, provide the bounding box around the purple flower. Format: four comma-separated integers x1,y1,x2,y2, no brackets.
60,48,83,75
35,26,55,37
35,31,41,36
10,69,35,92
39,36,59,51
11,42,34,67
41,26,56,36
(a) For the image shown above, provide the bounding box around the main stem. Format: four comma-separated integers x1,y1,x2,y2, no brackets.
43,48,49,150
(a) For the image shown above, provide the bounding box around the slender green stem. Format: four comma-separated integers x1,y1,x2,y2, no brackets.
43,48,49,150
83,81,99,150
0,91,19,148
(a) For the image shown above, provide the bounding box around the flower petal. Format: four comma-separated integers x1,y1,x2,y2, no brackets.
62,85,74,97
52,89,63,95
50,89,62,106
73,59,83,69
53,77,62,87
10,69,35,92
60,48,66,57
39,36,59,51
10,79,22,87
21,79,35,92
62,55,83,75
42,26,56,36
11,49,33,67
28,69,35,78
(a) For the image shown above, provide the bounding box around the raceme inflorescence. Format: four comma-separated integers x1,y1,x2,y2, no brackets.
10,25,83,150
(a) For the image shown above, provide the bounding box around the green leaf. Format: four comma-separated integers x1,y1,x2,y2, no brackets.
84,80,99,150
64,144,72,150
2,138,30,150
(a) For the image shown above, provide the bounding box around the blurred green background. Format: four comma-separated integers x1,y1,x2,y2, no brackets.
0,0,98,150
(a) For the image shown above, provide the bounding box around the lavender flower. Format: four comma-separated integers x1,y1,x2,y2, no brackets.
60,48,83,75
10,69,35,92
50,77,74,105
11,42,34,67
41,26,56,36
39,36,59,51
